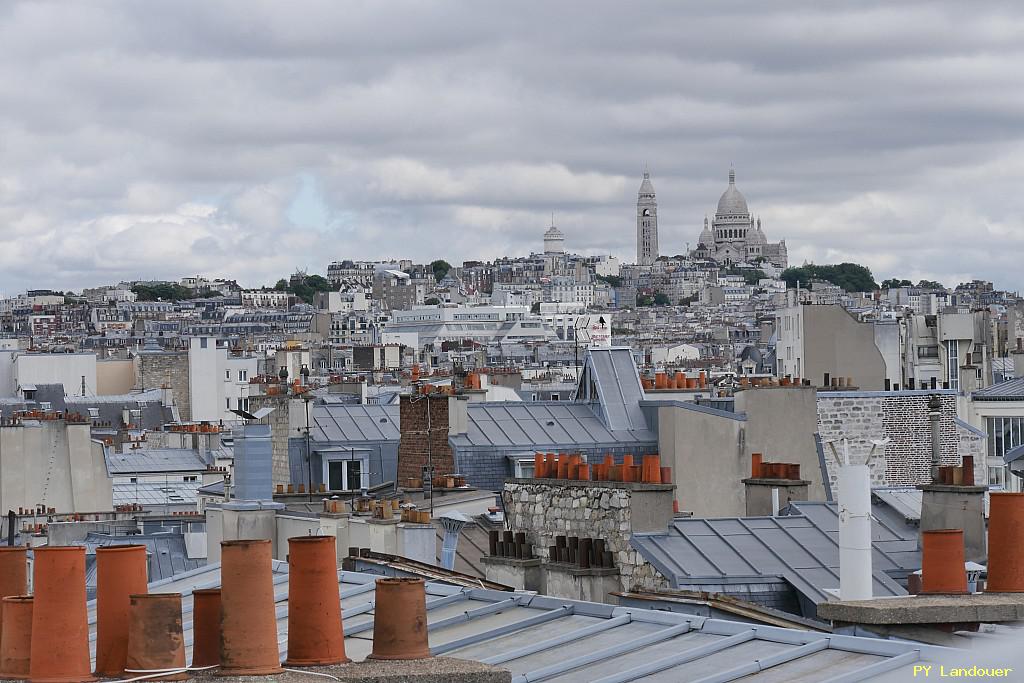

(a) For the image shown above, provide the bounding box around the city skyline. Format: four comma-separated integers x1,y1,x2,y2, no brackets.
1,2,1023,291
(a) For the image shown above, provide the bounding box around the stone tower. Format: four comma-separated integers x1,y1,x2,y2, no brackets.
636,169,658,266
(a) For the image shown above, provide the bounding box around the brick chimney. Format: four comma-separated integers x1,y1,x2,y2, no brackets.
397,394,456,483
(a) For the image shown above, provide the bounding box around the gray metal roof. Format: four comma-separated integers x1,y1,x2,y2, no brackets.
105,448,210,475
311,404,400,443
870,487,923,523
452,402,657,450
631,506,915,611
583,347,650,432
972,377,1024,400
81,532,206,594
112,481,199,506
1006,443,1024,465
81,564,953,680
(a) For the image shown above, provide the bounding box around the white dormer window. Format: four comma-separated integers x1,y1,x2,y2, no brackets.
40,402,52,411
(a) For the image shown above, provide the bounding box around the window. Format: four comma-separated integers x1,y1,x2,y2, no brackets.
238,370,246,382
88,407,100,418
947,340,960,390
514,458,535,478
40,401,52,411
989,465,1005,489
225,370,230,380
226,398,231,409
918,346,939,358
328,459,363,491
183,475,198,483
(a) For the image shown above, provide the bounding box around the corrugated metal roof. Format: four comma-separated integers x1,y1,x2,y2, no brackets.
81,565,952,680
972,377,1024,400
452,402,656,449
311,404,400,443
631,505,915,610
105,448,210,475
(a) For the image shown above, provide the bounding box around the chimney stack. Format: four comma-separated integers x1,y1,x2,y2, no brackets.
0,596,32,680
920,530,968,594
29,547,95,683
94,545,149,677
368,578,431,661
124,594,187,681
218,540,283,676
189,589,221,668
985,493,1024,592
284,536,350,666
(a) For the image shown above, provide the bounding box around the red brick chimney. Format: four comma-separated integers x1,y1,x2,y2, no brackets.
398,394,456,483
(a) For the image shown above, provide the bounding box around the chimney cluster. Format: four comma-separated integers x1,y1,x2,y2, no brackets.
920,493,1024,594
532,452,671,485
488,530,535,560
641,371,708,391
547,535,614,569
0,535,434,680
935,455,976,486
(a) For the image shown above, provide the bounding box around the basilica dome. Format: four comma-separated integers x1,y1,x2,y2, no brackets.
716,168,749,217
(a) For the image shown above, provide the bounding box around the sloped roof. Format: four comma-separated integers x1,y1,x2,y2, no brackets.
452,402,656,450
81,532,206,594
972,376,1024,400
631,504,916,609
105,448,210,475
575,346,651,432
80,564,952,680
311,404,400,443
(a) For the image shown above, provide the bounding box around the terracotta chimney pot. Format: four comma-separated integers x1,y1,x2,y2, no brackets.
284,536,349,666
986,493,1024,592
190,589,221,668
94,544,149,677
218,540,283,676
368,578,430,661
125,594,188,681
921,530,968,594
29,547,95,683
0,596,32,680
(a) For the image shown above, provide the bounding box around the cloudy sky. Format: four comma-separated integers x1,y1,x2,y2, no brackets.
2,1,1023,293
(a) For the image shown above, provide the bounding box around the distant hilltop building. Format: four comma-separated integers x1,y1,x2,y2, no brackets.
636,169,659,266
634,167,786,269
693,168,787,269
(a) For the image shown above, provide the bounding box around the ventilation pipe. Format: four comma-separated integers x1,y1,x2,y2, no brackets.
928,395,942,483
835,439,873,601
438,511,471,571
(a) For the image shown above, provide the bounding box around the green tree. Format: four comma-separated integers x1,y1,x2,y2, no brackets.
653,292,670,306
780,263,878,292
424,297,441,305
273,279,288,291
430,259,452,282
596,274,622,288
636,294,654,307
881,278,913,289
131,283,196,301
726,267,767,285
530,301,541,313
917,279,945,290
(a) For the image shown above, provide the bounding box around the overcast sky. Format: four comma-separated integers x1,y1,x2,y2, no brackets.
2,1,1023,293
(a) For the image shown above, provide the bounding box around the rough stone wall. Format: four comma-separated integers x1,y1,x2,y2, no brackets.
504,480,670,593
248,393,293,486
397,395,454,482
817,392,965,489
136,352,190,421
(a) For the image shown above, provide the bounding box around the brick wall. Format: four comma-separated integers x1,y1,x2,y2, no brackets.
136,352,190,421
817,391,983,488
397,395,454,482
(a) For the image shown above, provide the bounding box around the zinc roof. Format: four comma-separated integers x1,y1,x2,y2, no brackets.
311,404,400,443
83,564,951,681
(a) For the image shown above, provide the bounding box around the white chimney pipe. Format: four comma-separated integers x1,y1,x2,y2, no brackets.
838,462,873,601
771,487,780,516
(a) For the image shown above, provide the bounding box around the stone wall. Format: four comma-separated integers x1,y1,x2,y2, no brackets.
397,395,454,483
817,391,983,489
503,479,672,593
136,351,190,421
248,393,294,486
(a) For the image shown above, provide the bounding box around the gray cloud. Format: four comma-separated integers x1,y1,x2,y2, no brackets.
0,0,1023,292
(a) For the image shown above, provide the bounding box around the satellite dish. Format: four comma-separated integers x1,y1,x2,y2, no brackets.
230,407,274,422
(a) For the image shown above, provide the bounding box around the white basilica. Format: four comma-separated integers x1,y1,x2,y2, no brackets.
692,169,787,269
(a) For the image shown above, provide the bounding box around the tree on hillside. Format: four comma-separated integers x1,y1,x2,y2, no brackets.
430,259,452,282
881,278,913,289
780,263,878,292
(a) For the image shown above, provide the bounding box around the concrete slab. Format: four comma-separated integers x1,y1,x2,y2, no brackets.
818,593,1024,625
193,657,511,683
